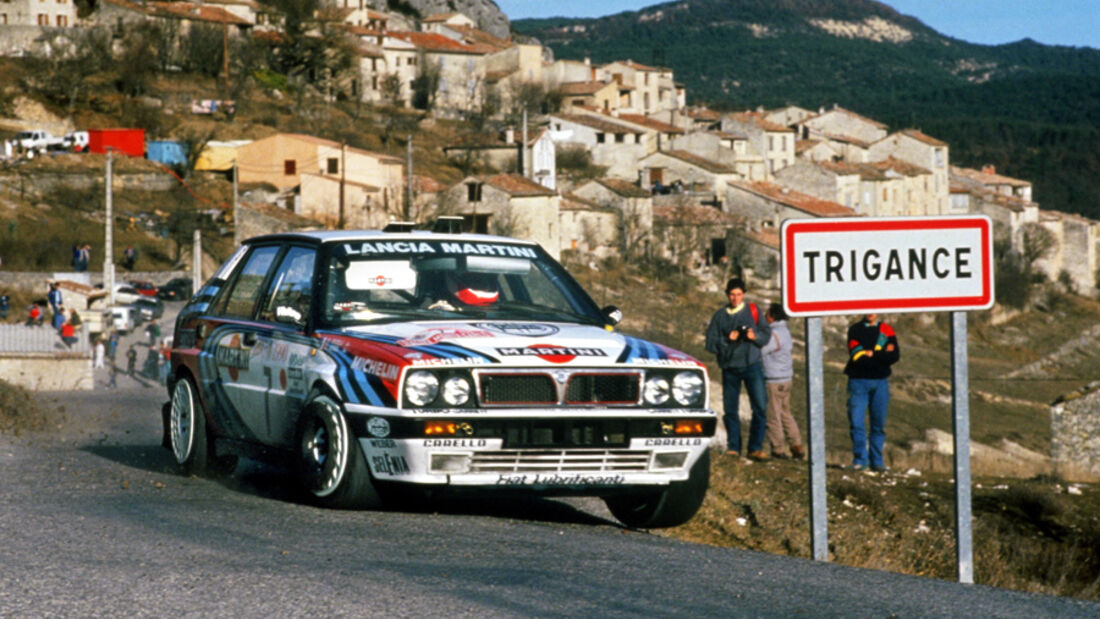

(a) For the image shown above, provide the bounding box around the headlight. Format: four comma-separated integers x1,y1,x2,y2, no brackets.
672,372,704,406
441,376,471,406
643,375,670,406
405,371,439,406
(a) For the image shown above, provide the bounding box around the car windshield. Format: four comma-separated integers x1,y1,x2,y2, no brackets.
318,239,605,327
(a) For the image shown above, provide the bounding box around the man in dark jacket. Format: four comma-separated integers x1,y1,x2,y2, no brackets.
705,278,771,460
844,313,900,472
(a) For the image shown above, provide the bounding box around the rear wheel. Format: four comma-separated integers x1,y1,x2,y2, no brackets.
169,377,210,476
295,395,381,509
604,451,710,529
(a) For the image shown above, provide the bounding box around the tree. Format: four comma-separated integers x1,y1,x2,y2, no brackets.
411,53,441,111
116,22,162,97
22,29,112,115
1019,222,1056,274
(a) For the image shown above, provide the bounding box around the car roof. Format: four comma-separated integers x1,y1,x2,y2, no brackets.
243,229,539,248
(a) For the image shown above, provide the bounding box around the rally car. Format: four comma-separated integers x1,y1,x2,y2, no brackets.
163,227,716,528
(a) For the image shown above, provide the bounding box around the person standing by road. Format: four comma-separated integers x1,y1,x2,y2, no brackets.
844,313,901,472
47,282,62,318
760,303,803,459
126,346,138,377
0,293,9,320
705,277,771,460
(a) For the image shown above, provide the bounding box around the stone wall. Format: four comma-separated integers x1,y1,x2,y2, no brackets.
0,354,93,391
0,171,176,194
1051,381,1100,482
0,270,190,294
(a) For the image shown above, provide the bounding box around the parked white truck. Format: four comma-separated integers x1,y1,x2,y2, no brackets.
15,129,64,151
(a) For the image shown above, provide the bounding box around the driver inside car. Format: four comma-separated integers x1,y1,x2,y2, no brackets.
427,271,500,311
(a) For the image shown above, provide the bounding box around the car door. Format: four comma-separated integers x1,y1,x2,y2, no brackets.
203,244,281,444
252,245,318,448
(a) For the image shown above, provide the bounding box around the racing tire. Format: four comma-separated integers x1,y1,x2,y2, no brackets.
295,395,381,510
169,376,211,476
604,451,710,529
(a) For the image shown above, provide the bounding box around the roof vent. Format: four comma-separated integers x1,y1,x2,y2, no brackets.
382,221,416,233
432,216,465,233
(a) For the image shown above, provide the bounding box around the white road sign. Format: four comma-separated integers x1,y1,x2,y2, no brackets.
781,216,994,316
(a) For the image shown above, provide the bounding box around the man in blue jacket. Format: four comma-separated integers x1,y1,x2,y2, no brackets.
705,278,771,460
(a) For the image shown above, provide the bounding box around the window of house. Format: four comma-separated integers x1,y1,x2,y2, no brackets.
644,93,650,109
615,134,624,144
781,135,787,150
372,76,378,89
37,13,47,24
935,148,944,167
56,14,66,25
0,15,6,25
882,188,887,201
395,57,401,67
768,135,774,151
327,158,338,174
596,133,605,144
410,56,417,66
284,160,297,175
467,182,482,202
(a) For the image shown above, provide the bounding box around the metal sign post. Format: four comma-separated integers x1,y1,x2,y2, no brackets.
780,216,993,582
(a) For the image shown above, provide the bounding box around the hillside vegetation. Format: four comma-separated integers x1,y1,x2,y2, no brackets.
513,0,1100,220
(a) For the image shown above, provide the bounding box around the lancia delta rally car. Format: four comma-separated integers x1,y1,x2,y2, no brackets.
164,228,716,528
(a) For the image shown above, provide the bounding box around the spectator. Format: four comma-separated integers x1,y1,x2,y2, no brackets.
52,304,66,330
26,304,43,326
123,246,137,271
69,308,82,331
126,346,138,376
760,304,803,459
60,318,77,347
107,330,118,362
47,282,62,317
0,293,9,320
844,313,901,473
94,337,105,368
146,319,161,346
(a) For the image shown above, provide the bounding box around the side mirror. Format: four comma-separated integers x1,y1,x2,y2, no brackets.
602,305,623,326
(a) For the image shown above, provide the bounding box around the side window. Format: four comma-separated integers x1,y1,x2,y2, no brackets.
259,246,316,324
217,246,280,318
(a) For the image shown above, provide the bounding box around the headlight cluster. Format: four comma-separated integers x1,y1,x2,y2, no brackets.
404,370,473,408
643,371,705,407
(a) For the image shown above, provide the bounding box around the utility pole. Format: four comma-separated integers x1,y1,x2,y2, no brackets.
104,150,115,306
405,135,413,220
338,142,346,229
232,159,239,247
192,229,202,289
522,108,529,178
222,22,230,102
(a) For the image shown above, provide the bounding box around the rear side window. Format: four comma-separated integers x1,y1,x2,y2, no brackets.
218,245,280,318
258,246,316,324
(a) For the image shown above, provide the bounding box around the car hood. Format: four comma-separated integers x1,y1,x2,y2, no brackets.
319,320,703,369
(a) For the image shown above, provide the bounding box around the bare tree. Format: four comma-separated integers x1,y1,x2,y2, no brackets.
411,53,441,111
1020,222,1056,272
615,200,650,260
488,205,527,238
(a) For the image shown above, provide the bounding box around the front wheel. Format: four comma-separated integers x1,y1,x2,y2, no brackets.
604,451,710,529
295,395,381,509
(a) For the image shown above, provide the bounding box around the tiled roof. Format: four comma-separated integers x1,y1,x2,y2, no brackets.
871,157,931,177
801,105,888,129
482,174,556,197
423,12,462,22
204,0,260,8
729,180,856,217
900,128,947,147
561,193,611,211
683,107,720,121
560,81,611,95
552,114,638,134
105,0,253,25
616,114,684,134
316,6,354,21
275,133,403,164
658,150,736,174
728,111,792,133
795,139,824,154
605,59,663,72
713,131,747,140
595,178,651,198
739,227,781,250
413,175,447,193
450,24,513,52
653,204,735,225
950,165,1031,187
817,160,888,181
819,131,873,148
386,31,482,54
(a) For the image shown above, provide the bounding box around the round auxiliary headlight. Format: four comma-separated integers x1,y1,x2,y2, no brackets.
672,372,704,406
441,376,471,406
643,375,671,406
405,371,439,407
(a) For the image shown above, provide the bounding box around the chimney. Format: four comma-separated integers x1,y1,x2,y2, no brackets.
584,56,590,65
505,127,515,143
982,164,996,175
818,106,825,114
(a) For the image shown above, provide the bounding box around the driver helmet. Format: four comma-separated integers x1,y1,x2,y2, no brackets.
454,272,499,306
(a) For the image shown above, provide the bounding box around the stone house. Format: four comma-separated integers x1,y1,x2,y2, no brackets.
1034,211,1100,296
349,29,418,105
440,174,561,258
421,12,476,33
670,131,766,180
867,129,950,215
794,105,889,162
612,113,684,154
547,113,647,180
383,30,487,112
544,59,600,88
599,60,678,115
638,150,740,204
558,82,620,114
725,180,857,230
721,111,796,177
795,139,841,163
443,128,557,190
572,178,654,257
235,133,404,218
763,105,815,128
950,164,1041,251
559,193,619,258
3,0,76,26
729,226,782,289
652,204,737,269
1051,381,1100,481
85,0,252,35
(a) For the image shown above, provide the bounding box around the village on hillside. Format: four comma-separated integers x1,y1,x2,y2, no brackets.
1,2,1097,298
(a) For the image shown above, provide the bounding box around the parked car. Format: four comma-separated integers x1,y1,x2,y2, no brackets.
130,296,164,321
163,226,715,528
105,306,136,335
156,277,193,301
111,284,143,305
130,280,158,297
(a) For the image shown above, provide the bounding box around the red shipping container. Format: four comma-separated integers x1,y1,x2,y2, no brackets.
87,128,146,158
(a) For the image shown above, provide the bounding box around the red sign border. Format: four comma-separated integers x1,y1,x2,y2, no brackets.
781,216,994,316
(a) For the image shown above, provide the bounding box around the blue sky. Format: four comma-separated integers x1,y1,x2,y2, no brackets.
495,0,1099,49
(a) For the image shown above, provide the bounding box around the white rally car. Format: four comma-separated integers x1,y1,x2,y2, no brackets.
164,227,716,528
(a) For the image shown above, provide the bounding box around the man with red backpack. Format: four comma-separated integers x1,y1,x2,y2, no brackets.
844,313,901,472
705,277,772,461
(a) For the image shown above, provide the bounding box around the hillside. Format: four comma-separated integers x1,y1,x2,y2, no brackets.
512,0,1100,220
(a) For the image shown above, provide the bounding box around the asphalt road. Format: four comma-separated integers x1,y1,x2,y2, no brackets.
1,318,1097,617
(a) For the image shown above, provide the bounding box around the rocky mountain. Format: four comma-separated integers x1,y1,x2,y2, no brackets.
511,0,1100,220
370,0,510,38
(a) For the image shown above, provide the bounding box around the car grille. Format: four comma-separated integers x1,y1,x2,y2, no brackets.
468,449,650,474
477,370,641,406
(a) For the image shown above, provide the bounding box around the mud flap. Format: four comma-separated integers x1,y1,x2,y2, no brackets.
161,401,171,449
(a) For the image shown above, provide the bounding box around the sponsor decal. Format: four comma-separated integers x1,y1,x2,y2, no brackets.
286,367,305,393
368,438,396,448
352,357,400,381
371,453,409,475
410,357,489,367
398,327,493,347
423,438,487,448
644,438,703,446
339,241,539,259
496,344,606,364
495,473,626,486
366,417,391,438
630,358,701,367
474,322,559,337
215,338,250,373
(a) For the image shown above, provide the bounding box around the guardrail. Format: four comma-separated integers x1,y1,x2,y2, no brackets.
0,323,90,354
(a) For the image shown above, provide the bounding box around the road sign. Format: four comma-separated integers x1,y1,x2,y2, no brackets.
781,216,994,317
